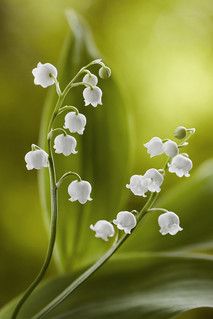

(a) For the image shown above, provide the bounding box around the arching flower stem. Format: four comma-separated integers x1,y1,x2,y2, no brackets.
56,171,82,188
56,105,79,116
31,193,158,319
11,138,58,319
148,208,168,213
30,126,196,319
48,59,102,131
48,128,68,140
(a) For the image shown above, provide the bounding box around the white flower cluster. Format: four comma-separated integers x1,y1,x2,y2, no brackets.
25,60,111,206
126,168,164,197
90,211,137,241
144,136,193,177
32,62,110,107
91,128,195,240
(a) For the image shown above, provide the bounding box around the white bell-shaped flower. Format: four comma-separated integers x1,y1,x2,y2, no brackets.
32,62,57,88
158,211,183,235
168,154,192,177
64,112,86,135
113,211,137,234
90,220,115,241
83,73,98,86
83,86,102,107
126,175,150,197
144,137,164,157
53,134,77,156
25,149,49,170
144,168,164,193
68,180,92,204
163,140,179,158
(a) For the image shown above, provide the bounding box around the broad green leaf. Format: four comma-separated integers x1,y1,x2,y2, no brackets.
121,159,213,254
1,254,213,319
38,11,132,272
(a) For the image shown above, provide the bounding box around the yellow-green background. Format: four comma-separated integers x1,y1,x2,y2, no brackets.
0,0,212,315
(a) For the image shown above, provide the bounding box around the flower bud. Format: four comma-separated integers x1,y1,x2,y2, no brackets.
174,126,187,139
158,211,183,235
90,220,115,241
113,211,137,234
99,66,111,79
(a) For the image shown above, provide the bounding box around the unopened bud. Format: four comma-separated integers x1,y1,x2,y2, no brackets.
99,66,111,79
174,126,187,139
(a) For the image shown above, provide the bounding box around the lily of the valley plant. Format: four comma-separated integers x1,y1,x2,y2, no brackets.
12,59,195,319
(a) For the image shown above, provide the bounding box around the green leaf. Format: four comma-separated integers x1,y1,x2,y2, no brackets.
38,10,133,272
1,254,213,319
121,159,213,254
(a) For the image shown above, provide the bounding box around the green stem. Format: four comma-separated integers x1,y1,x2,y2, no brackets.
148,208,168,213
57,105,79,116
12,59,102,318
11,139,58,319
48,58,102,131
48,127,68,139
56,171,82,188
31,193,158,319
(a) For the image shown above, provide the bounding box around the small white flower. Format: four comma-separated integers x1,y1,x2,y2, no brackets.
25,149,49,170
83,86,102,107
163,140,179,158
113,211,137,234
64,112,86,135
53,134,77,156
68,180,92,204
144,137,164,157
158,211,183,235
126,175,150,197
168,154,192,177
144,168,164,193
83,73,98,86
32,62,57,88
90,220,115,241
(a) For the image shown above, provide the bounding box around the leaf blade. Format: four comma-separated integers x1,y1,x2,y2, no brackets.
1,253,213,319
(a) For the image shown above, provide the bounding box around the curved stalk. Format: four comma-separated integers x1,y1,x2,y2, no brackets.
31,193,158,319
12,59,103,319
11,139,58,319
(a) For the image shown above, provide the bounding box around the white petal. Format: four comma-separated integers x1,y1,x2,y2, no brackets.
24,149,49,170
163,140,179,158
90,220,115,241
64,112,87,135
113,211,137,234
83,73,98,86
158,211,182,236
144,137,164,157
32,62,57,88
126,175,150,197
144,168,164,193
83,86,102,107
168,154,192,178
68,180,92,204
53,134,77,156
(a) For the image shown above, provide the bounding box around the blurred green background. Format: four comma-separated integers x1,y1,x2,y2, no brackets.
0,0,213,316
